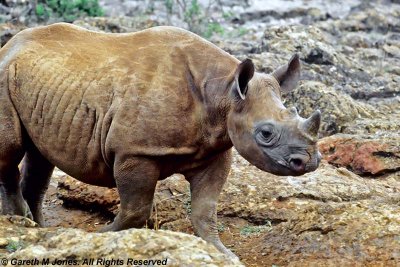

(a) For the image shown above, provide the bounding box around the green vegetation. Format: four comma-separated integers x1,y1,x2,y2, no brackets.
204,22,225,39
34,0,245,39
217,223,225,233
183,0,201,32
36,0,103,22
240,221,272,236
165,0,174,14
5,239,24,253
222,11,234,20
163,0,226,39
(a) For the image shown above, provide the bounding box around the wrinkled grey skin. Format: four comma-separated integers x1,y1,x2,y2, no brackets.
0,24,321,259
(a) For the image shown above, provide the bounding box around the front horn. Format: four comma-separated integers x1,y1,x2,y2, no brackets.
300,110,321,139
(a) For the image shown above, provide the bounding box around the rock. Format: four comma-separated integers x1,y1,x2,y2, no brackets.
319,134,400,176
304,47,335,65
0,215,242,266
0,237,8,247
262,25,346,66
341,96,400,136
250,9,400,104
221,150,400,266
343,116,400,137
57,176,119,217
283,81,376,136
220,149,399,219
73,16,161,33
0,22,26,47
0,0,34,25
212,39,261,57
337,6,400,34
58,174,190,228
383,43,400,58
340,31,377,48
242,196,400,266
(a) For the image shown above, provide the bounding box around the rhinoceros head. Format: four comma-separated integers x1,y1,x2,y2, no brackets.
227,54,321,176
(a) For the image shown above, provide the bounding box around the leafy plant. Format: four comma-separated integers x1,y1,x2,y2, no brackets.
204,21,225,39
165,0,174,15
222,11,234,20
36,0,103,22
182,0,202,33
164,0,226,38
5,239,24,253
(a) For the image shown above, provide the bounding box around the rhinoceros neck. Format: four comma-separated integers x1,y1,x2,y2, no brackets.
185,47,239,155
133,26,238,155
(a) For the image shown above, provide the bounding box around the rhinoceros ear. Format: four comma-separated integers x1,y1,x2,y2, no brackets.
232,59,255,100
272,54,301,93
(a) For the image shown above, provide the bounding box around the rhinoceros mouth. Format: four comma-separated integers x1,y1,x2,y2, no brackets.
263,151,314,176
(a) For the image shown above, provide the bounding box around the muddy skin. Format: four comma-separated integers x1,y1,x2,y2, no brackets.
0,23,321,257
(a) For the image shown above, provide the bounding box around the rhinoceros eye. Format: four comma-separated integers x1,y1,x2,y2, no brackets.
261,129,272,140
256,124,276,146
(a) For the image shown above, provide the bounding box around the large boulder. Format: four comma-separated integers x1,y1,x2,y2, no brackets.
0,215,242,266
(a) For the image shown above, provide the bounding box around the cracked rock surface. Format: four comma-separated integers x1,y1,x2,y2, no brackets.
0,216,242,267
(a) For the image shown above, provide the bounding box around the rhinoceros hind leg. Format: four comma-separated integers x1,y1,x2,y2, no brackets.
0,109,29,218
184,149,237,259
21,143,54,226
0,163,31,219
99,157,159,232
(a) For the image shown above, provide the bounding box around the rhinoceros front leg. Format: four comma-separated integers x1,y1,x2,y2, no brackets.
184,149,237,258
100,157,159,232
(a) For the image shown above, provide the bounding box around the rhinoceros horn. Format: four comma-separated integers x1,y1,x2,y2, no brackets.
300,110,321,140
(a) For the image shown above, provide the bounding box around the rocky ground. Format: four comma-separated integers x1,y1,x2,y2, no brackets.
0,215,242,266
0,0,399,266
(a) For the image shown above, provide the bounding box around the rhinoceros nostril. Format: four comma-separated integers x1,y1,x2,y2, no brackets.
289,157,305,172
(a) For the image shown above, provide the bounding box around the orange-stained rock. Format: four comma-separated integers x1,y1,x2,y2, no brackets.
319,134,400,175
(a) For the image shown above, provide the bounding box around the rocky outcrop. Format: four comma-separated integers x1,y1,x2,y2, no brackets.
241,196,400,267
0,23,26,47
0,215,242,266
55,149,400,266
284,81,376,136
